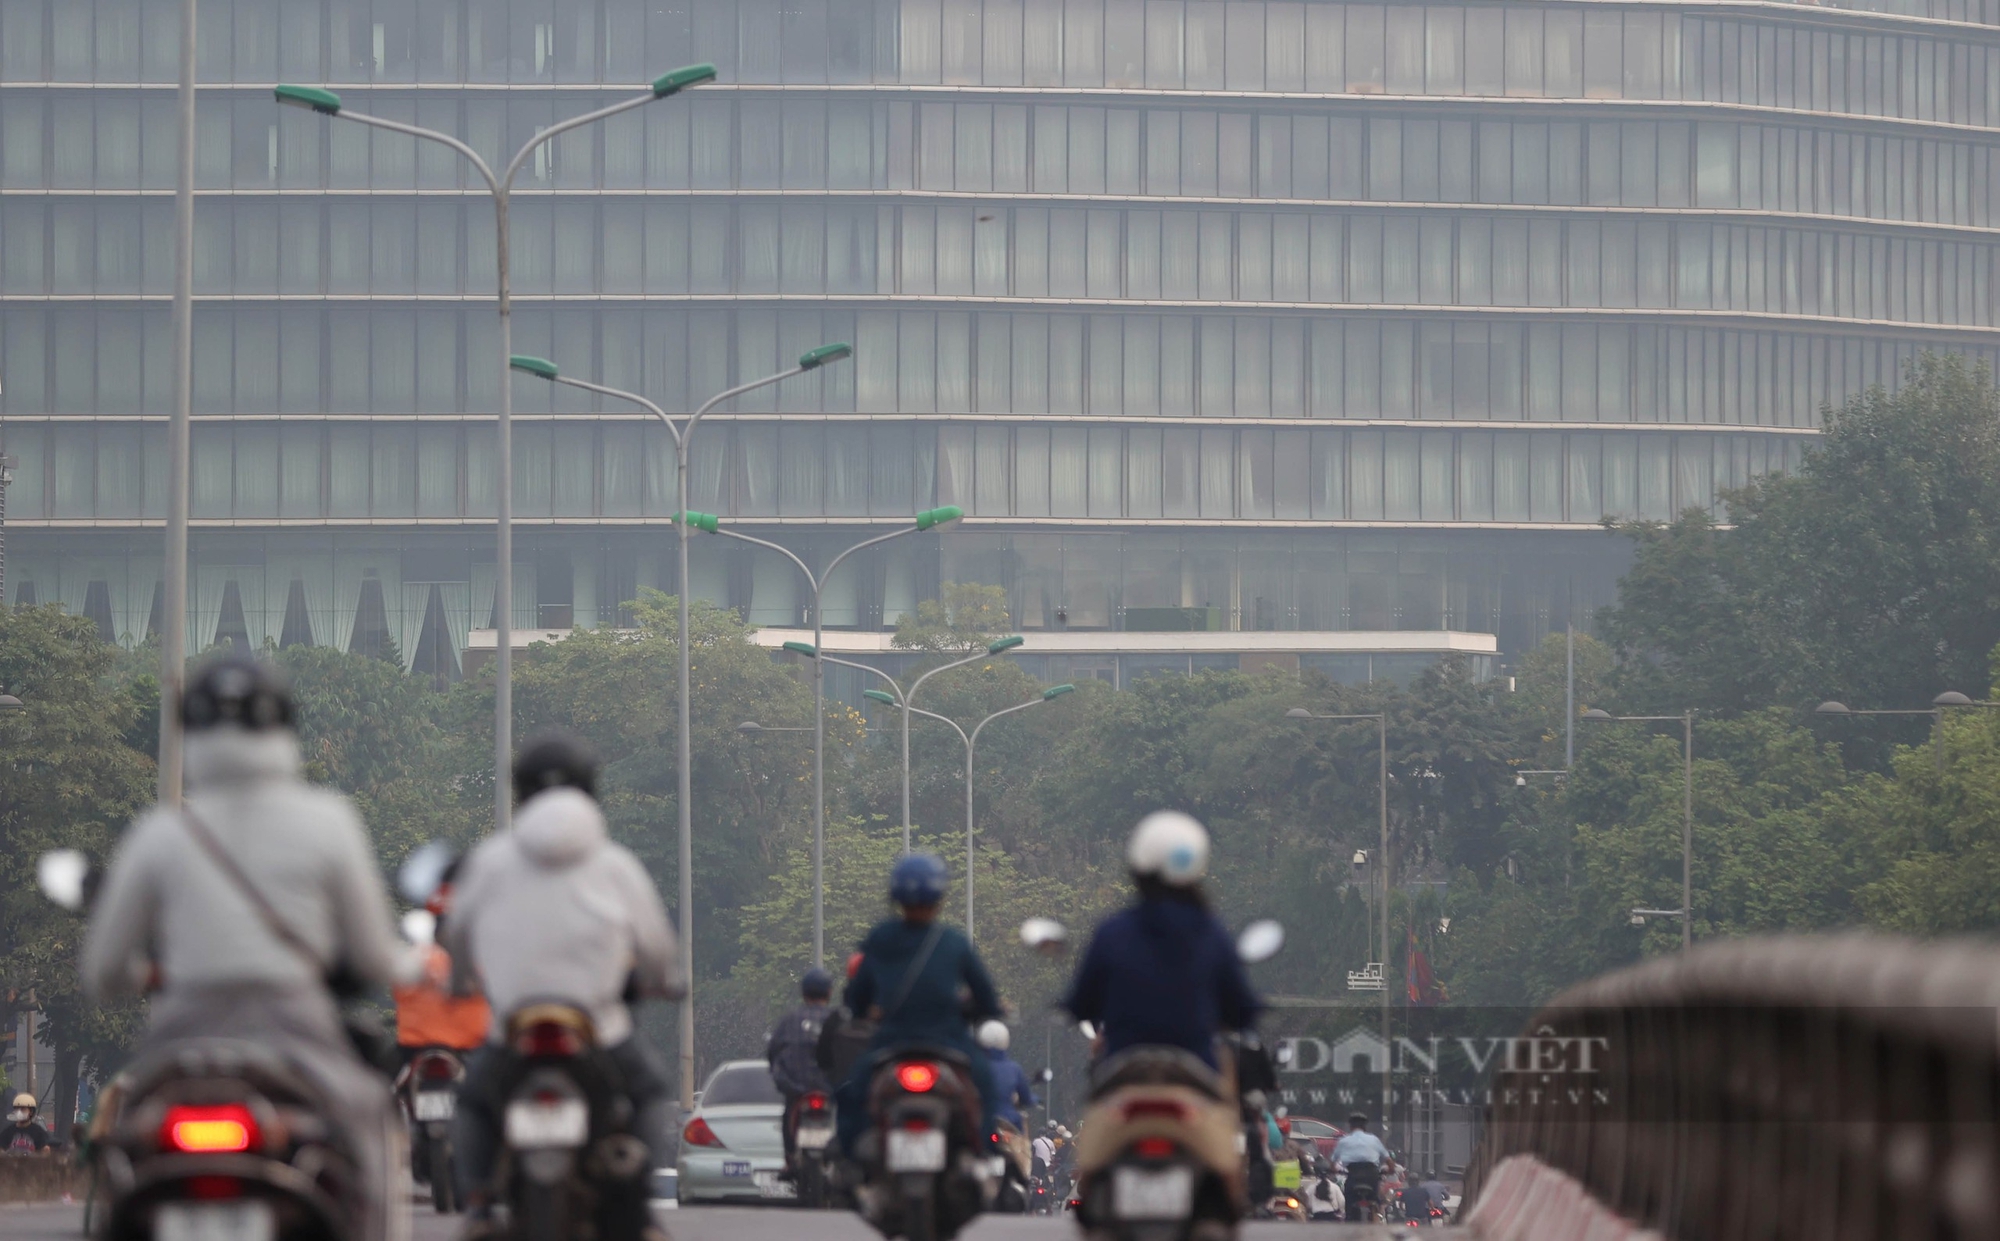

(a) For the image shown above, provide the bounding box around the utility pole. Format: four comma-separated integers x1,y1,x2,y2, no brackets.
0,450,15,607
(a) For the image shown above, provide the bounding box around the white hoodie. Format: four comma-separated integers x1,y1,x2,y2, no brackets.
443,788,680,1045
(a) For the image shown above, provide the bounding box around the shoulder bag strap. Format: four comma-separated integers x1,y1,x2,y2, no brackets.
177,803,325,975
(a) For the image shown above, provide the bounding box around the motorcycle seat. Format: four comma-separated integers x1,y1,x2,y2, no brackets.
1088,1045,1227,1101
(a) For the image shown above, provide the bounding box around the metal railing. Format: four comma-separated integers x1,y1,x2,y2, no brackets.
1466,935,2000,1241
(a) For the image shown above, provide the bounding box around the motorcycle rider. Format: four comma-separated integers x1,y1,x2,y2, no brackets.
768,967,835,1171
1,1093,53,1154
443,733,682,1232
833,853,1002,1158
1333,1112,1393,1222
392,859,489,1190
977,1020,1036,1130
1063,811,1261,1066
80,654,416,1241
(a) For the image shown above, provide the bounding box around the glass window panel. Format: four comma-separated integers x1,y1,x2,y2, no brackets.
372,423,417,517
1382,431,1420,520
1161,427,1198,517
1603,433,1637,517
1310,429,1345,518
780,422,825,514
1349,430,1383,519
1066,0,1103,85
1530,432,1562,520
1051,313,1085,413
417,424,461,518
1161,316,1194,414
1024,0,1063,84
1237,427,1273,518
1089,426,1123,516
1567,432,1601,522
1013,313,1049,411
1051,426,1088,515
1381,321,1414,416
975,424,1011,515
328,424,370,517
1638,434,1671,518
1016,424,1051,514
870,423,914,514
736,423,778,515
1184,0,1222,89
938,311,972,411
1199,427,1233,517
1123,316,1159,414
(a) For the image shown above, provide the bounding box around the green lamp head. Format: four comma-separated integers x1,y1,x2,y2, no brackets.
986,635,1026,654
652,63,719,97
798,343,853,370
781,640,817,658
274,84,343,115
672,511,720,533
915,505,964,532
509,355,559,380
1042,684,1076,700
863,689,899,706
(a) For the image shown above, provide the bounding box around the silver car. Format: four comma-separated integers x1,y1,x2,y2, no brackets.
675,1060,794,1204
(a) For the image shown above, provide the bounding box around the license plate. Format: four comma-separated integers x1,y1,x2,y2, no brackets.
1114,1165,1194,1220
157,1201,276,1241
504,1098,588,1149
797,1123,833,1151
722,1160,752,1177
753,1171,797,1198
886,1128,947,1172
413,1091,455,1122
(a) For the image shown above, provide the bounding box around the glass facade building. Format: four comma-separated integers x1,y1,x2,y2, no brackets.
3,0,1997,679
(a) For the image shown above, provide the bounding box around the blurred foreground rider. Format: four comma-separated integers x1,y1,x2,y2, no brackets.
444,734,682,1234
82,654,416,1241
768,968,834,1171
833,853,1002,1156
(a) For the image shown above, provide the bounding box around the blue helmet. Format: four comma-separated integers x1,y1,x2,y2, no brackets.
890,853,949,907
800,968,834,999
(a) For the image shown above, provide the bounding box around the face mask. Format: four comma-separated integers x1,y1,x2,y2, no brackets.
7,1110,28,1124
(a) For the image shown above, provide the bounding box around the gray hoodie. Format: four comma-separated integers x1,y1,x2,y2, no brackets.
82,728,413,1003
443,788,679,1046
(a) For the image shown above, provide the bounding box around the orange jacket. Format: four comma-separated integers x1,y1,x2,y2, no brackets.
394,946,491,1049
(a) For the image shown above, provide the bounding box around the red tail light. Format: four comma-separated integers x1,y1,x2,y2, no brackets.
1131,1136,1178,1159
682,1117,725,1148
894,1062,938,1093
416,1054,458,1082
1121,1099,1186,1122
802,1091,829,1112
515,1021,583,1058
900,1117,934,1131
162,1105,257,1154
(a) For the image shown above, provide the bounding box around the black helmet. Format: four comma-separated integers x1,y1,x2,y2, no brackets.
181,655,294,733
800,968,834,999
512,732,600,805
1347,1112,1371,1130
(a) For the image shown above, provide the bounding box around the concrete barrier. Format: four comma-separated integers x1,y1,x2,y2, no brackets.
0,1154,84,1204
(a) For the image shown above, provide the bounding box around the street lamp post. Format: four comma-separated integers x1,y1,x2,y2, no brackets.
690,511,963,969
1814,692,2000,776
278,65,716,836
1580,708,1694,952
505,343,847,1107
0,452,14,607
1286,707,1390,1133
863,686,1075,938
890,638,1027,853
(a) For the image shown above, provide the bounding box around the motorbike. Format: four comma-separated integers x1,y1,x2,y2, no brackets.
489,1003,653,1241
990,1118,1031,1213
39,851,365,1241
1017,914,1287,1241
851,1049,993,1241
394,1048,465,1213
1263,1193,1307,1222
789,1089,835,1209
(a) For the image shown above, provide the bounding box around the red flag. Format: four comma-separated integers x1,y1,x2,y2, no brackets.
1406,927,1446,1006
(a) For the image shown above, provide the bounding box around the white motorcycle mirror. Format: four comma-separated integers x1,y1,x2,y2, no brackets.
400,908,437,947
1019,917,1068,956
37,849,90,913
1274,1040,1297,1068
1036,1068,1054,1084
398,840,458,906
1237,919,1286,964
1078,1020,1098,1041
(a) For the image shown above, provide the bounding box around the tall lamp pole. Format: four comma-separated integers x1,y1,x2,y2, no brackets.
864,687,1074,938
889,638,1026,852
159,0,196,805
0,452,15,607
506,344,849,1108
1580,709,1694,952
1286,707,1390,1133
690,511,961,968
277,64,717,834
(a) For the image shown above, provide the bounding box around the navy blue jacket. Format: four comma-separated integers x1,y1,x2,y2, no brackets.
843,918,1001,1047
1062,897,1261,1067
985,1048,1037,1126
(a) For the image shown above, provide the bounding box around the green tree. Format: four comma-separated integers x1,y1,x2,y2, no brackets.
1603,352,2000,718
0,606,155,1134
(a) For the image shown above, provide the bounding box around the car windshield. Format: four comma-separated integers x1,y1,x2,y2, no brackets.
1291,1120,1337,1137
701,1065,783,1107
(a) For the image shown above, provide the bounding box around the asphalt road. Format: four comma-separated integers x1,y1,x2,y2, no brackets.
0,1203,1416,1241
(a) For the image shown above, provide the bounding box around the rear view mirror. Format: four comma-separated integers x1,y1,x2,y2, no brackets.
1037,1068,1054,1084
1078,1020,1098,1041
398,840,459,905
1019,917,1068,955
37,850,92,912
1236,919,1286,963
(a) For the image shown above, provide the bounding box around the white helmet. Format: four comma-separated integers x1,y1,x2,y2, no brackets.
1127,811,1210,886
977,1019,1011,1050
